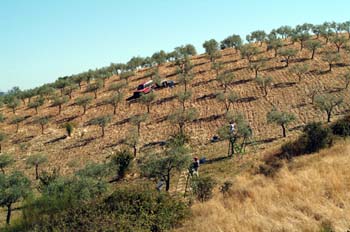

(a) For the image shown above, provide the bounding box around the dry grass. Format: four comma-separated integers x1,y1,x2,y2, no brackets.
176,140,350,232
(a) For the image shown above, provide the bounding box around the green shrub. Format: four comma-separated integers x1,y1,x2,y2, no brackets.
105,185,189,231
303,122,332,154
331,118,350,137
191,176,216,202
282,122,332,158
64,122,74,137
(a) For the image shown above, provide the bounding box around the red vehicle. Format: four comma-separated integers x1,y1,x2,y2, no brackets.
129,79,173,100
134,80,155,97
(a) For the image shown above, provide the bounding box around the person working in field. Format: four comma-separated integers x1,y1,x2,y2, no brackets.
229,121,236,134
190,157,200,177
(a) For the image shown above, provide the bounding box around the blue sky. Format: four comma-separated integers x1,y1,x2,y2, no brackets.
0,0,349,91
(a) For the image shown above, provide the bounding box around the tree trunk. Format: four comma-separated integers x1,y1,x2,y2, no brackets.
311,49,315,59
255,69,258,78
113,105,117,115
133,145,137,157
274,49,278,57
327,111,332,123
41,125,44,135
225,102,229,113
137,124,141,136
6,204,12,225
179,123,184,134
58,105,62,115
16,124,19,133
286,59,289,67
230,139,235,157
329,63,332,72
35,107,38,114
94,91,97,99
35,164,39,180
165,173,170,191
281,124,286,137
83,106,87,115
101,126,105,137
147,105,150,113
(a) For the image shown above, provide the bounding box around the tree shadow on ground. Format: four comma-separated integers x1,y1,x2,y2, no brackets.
64,136,96,150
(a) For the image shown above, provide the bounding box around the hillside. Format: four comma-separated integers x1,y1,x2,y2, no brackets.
1,36,350,176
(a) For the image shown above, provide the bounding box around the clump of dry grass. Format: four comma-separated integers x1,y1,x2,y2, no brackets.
177,140,350,232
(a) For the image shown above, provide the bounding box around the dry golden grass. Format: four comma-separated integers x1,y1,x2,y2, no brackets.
176,140,350,232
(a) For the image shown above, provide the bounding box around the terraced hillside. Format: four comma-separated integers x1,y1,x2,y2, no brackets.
0,35,350,177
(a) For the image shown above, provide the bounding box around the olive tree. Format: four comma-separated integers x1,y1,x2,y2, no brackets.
293,32,311,50
51,96,68,115
330,35,347,52
255,76,273,96
176,91,192,111
140,138,191,192
239,44,260,63
124,128,139,157
322,50,341,72
278,48,298,67
0,171,31,224
217,112,252,157
10,116,26,133
139,92,156,113
314,94,343,122
28,96,45,114
203,39,221,62
289,63,309,82
130,113,148,137
246,30,266,46
86,80,103,99
212,61,224,79
106,93,123,115
35,116,50,135
216,91,238,113
178,73,194,93
168,108,198,134
26,153,47,180
73,74,87,90
305,40,322,59
63,83,78,99
220,34,242,51
216,72,235,93
6,98,20,114
249,58,267,78
267,109,296,137
0,154,14,174
75,95,93,115
266,39,283,57
151,50,167,66
87,115,112,137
